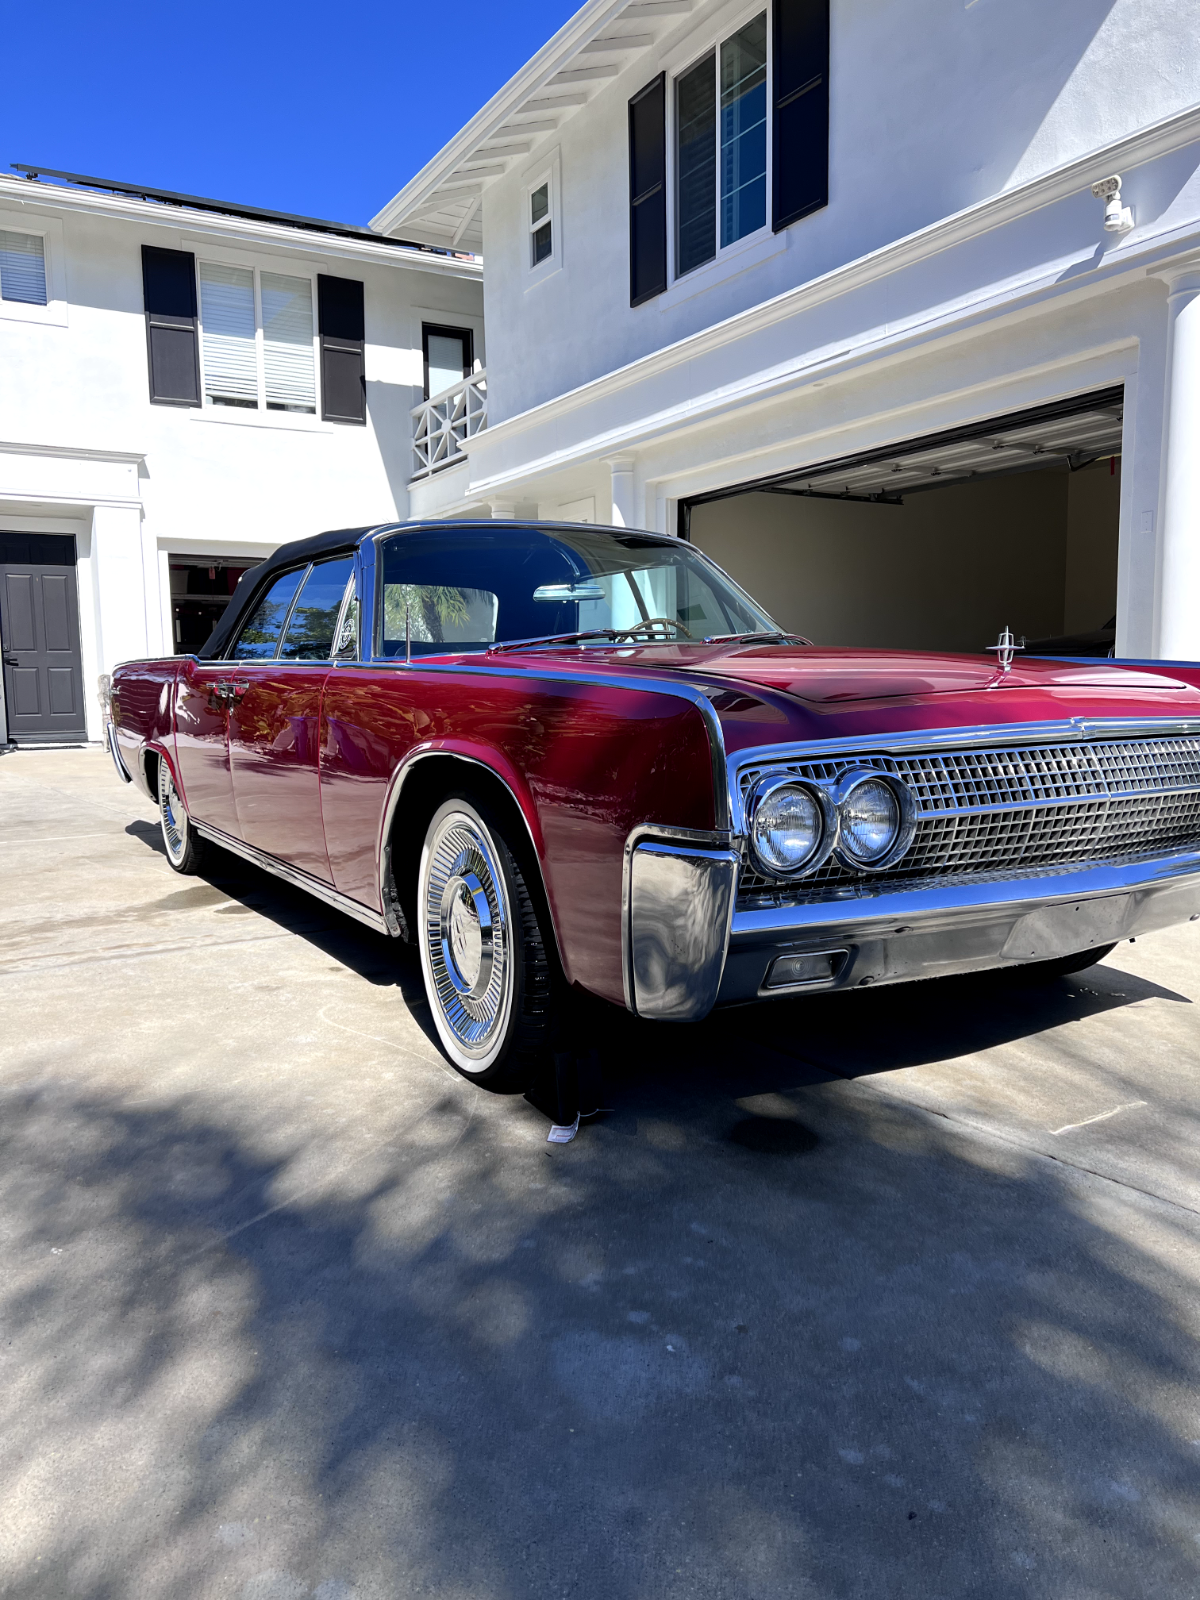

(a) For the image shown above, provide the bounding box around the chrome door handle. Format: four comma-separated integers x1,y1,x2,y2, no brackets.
229,679,250,700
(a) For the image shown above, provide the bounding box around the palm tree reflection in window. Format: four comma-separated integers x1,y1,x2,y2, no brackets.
383,585,494,648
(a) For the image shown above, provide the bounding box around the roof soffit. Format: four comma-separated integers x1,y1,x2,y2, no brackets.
370,0,710,253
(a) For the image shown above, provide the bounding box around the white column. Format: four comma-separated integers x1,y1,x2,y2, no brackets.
1156,257,1200,659
608,457,635,529
489,498,516,520
91,504,150,675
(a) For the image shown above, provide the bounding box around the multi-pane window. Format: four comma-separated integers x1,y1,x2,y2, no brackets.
530,182,552,266
0,230,48,305
675,12,768,278
198,261,316,412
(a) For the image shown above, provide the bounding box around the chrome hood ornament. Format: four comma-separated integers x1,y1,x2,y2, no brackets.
986,626,1025,674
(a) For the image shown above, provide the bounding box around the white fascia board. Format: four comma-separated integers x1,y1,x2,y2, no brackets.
473,101,1200,459
0,177,481,280
464,228,1200,498
369,0,637,235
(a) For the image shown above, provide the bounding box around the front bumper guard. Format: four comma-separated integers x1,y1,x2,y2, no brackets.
625,837,1200,1020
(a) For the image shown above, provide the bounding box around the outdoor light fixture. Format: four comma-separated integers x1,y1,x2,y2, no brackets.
1091,175,1133,235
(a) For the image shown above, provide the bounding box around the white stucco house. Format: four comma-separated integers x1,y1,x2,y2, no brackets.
0,168,482,744
378,0,1200,664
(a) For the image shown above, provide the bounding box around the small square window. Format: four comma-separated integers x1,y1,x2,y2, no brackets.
529,179,554,269
0,230,48,306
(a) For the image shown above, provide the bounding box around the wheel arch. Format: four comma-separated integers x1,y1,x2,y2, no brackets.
379,748,567,979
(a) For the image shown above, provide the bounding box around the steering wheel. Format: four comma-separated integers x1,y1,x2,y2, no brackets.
611,616,694,641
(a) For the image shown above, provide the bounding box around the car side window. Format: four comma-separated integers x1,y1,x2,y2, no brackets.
231,568,306,660
279,555,355,661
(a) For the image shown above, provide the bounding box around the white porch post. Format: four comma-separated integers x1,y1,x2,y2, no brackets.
1156,257,1200,660
608,457,635,528
489,498,516,520
91,504,149,675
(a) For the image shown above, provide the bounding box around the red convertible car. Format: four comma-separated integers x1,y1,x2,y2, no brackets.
108,520,1200,1089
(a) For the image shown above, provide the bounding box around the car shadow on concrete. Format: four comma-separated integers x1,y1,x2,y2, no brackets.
124,813,1191,1097
3,1054,1200,1599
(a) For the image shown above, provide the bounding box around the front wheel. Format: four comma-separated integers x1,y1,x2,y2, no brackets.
158,755,206,875
417,796,558,1089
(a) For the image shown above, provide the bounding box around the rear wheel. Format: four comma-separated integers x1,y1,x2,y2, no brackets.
417,796,558,1089
158,755,206,875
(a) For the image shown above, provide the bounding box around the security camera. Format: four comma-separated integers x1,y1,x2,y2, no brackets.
1091,174,1133,234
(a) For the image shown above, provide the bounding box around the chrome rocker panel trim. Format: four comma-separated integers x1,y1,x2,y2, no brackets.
193,820,389,936
718,849,1200,1004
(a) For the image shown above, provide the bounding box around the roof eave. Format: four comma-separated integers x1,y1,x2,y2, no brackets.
370,0,631,236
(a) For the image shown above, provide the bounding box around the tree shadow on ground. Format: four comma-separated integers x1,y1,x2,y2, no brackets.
3,1050,1199,1600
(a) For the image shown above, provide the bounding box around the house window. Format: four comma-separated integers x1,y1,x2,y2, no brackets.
198,261,316,412
0,230,48,305
628,0,828,305
422,323,473,401
675,13,767,278
530,182,552,266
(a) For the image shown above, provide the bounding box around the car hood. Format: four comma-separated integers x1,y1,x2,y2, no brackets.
521,643,1190,705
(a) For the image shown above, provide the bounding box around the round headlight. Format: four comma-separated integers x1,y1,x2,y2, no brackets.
837,776,900,865
752,782,825,874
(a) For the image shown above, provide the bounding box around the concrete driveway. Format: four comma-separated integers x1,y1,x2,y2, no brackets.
2,747,1200,1600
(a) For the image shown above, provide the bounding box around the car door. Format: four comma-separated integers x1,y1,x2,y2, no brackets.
175,566,308,838
228,554,354,881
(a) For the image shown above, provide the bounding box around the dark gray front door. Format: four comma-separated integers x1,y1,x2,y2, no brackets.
0,533,87,744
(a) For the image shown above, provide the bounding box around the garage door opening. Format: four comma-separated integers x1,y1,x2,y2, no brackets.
169,558,253,655
683,388,1123,656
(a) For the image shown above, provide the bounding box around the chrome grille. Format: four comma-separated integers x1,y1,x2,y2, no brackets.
736,735,1200,901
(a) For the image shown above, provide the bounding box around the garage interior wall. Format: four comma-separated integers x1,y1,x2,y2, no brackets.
691,460,1120,652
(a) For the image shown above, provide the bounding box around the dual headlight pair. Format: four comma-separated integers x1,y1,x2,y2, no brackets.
749,768,916,877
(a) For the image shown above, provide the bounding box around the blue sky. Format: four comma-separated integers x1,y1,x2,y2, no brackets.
4,0,579,227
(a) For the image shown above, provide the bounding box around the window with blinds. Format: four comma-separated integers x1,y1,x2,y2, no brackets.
0,231,48,305
199,263,258,407
262,272,315,412
197,262,317,412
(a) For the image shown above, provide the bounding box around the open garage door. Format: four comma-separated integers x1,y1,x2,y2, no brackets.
682,387,1123,656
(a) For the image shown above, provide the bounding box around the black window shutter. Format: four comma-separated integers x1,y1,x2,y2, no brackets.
142,246,200,406
629,74,667,307
318,275,366,424
771,0,830,232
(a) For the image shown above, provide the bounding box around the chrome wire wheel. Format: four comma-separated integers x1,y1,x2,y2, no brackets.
158,756,189,867
419,807,515,1072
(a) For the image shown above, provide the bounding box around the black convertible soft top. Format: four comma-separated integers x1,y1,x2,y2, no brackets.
197,524,382,659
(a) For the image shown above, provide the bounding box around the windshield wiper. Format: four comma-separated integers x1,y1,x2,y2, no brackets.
487,630,626,655
701,630,812,646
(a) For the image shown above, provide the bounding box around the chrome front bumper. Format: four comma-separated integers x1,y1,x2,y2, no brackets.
624,838,1200,1019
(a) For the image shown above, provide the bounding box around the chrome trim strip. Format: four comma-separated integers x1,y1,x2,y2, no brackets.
621,823,738,1013
355,656,732,834
725,718,1200,833
729,848,1200,938
192,820,389,936
105,720,132,783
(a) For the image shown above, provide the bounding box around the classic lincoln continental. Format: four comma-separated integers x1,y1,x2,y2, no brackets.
108,520,1200,1089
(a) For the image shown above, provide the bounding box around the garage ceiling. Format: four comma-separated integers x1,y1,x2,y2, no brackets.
697,387,1124,508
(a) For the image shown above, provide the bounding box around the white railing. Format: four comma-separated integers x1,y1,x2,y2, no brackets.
411,370,487,479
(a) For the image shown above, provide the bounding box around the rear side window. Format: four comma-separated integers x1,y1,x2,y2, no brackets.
280,556,354,660
231,568,305,659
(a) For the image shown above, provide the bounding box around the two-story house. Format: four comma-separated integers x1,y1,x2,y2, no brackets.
0,167,482,745
379,0,1200,663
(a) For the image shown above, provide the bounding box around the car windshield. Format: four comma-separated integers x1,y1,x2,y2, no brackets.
376,526,776,657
